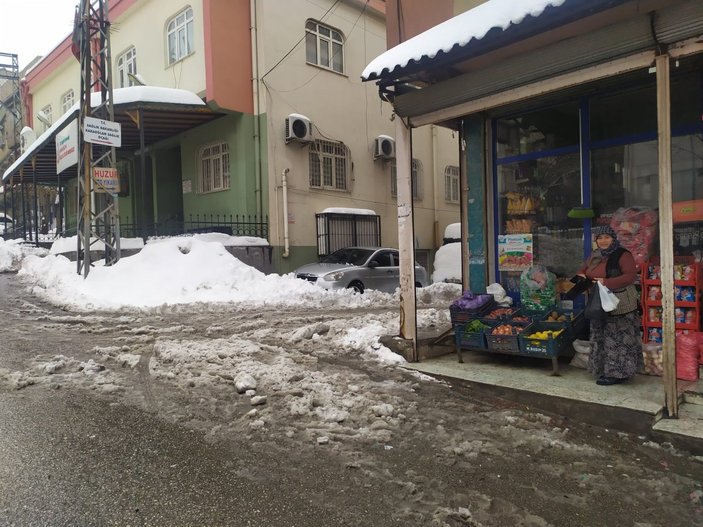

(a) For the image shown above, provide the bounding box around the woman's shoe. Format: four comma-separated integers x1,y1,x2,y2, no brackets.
596,377,625,386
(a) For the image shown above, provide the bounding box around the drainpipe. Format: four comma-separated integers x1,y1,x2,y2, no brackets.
431,124,439,247
282,168,290,258
250,0,263,218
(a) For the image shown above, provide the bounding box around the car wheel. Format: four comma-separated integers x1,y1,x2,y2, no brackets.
348,280,364,294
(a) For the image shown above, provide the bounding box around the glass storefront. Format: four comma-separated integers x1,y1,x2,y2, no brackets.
492,67,703,301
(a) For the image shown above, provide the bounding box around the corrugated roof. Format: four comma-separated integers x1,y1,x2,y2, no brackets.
362,0,653,83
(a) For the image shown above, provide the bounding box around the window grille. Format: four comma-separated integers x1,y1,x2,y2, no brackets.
61,90,74,114
390,159,422,199
198,142,230,193
309,139,348,191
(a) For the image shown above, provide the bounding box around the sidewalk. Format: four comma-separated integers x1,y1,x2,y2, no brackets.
402,343,703,454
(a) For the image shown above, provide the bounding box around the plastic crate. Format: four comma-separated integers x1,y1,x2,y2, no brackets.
519,322,570,358
485,324,525,354
480,307,517,324
454,320,495,349
507,308,540,326
449,299,496,326
538,308,585,338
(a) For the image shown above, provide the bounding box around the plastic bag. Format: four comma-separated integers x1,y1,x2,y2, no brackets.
598,282,619,313
642,343,663,376
519,265,556,312
609,207,658,266
676,333,700,381
585,286,607,320
486,283,513,307
569,339,591,369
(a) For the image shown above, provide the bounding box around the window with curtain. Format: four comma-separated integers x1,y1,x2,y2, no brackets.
117,46,138,87
309,139,348,191
305,20,344,74
167,7,194,65
445,165,460,202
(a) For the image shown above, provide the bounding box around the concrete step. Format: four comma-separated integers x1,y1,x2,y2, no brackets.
652,402,703,453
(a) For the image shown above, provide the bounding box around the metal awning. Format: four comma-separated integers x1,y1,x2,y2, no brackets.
362,0,638,84
2,86,224,184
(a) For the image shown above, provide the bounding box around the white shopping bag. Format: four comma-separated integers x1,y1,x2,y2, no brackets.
597,281,620,313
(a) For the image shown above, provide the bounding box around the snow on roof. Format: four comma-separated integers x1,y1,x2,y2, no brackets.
320,207,378,216
361,0,566,81
2,86,205,181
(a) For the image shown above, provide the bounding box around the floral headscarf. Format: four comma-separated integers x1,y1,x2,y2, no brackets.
592,224,620,257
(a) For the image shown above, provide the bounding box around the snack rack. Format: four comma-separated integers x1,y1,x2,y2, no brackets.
641,257,703,343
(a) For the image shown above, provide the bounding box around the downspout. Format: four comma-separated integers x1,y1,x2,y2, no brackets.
431,124,439,247
282,168,290,258
250,0,263,218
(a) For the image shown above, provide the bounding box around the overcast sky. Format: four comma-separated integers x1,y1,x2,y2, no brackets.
0,0,78,70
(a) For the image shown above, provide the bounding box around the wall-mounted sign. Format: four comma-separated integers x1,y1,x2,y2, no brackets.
56,119,78,174
182,180,192,194
93,167,120,193
84,116,121,147
498,234,534,271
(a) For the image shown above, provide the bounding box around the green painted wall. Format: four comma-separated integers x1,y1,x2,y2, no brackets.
464,117,487,292
180,113,264,219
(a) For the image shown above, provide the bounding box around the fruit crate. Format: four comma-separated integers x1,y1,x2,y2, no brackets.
480,307,517,324
508,308,542,326
453,320,496,350
485,324,525,354
449,298,497,326
518,322,570,358
538,308,585,338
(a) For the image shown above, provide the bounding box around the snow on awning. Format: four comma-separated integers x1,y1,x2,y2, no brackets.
362,0,567,81
3,86,217,184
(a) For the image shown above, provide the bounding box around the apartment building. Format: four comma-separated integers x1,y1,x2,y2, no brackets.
9,0,460,273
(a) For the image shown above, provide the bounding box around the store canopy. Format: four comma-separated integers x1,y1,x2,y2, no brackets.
362,0,633,83
2,86,223,185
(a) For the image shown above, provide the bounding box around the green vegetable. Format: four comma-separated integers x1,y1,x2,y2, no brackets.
464,320,489,334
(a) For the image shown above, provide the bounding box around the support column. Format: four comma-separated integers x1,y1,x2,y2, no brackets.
32,159,39,247
395,116,417,360
20,168,26,240
656,53,678,418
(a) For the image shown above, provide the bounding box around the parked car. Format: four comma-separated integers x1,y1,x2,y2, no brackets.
294,246,428,293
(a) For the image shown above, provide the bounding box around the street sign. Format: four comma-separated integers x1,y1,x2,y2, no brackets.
92,167,120,193
56,119,78,174
84,116,121,147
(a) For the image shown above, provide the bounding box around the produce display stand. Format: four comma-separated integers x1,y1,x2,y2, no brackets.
641,257,702,343
451,304,580,374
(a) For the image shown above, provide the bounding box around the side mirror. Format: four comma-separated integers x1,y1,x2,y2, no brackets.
368,260,379,269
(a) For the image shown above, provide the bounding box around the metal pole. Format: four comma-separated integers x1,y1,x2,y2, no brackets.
395,115,417,360
139,107,146,238
656,53,678,418
32,159,39,247
459,123,469,292
10,181,15,233
20,168,26,240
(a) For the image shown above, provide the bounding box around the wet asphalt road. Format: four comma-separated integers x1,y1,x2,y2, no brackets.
0,387,391,527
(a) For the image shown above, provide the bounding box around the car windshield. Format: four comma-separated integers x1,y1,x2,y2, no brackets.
321,248,374,266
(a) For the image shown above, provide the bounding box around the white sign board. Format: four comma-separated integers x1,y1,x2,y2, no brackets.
93,167,120,193
84,116,122,147
55,119,78,174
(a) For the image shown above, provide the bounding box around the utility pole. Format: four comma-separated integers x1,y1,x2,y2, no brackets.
74,0,120,277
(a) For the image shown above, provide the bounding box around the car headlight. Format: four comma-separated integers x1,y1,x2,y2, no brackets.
323,271,346,282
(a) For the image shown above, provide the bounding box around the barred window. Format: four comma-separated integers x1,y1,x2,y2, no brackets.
390,159,422,199
309,139,348,191
198,142,230,193
305,20,344,74
445,165,460,202
117,46,137,88
167,7,194,65
61,90,74,114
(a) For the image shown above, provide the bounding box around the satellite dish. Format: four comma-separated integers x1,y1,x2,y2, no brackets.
127,73,147,86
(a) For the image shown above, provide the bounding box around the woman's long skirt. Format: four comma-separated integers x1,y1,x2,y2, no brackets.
589,311,643,380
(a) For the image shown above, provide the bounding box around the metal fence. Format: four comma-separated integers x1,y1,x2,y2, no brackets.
119,214,269,240
316,212,381,257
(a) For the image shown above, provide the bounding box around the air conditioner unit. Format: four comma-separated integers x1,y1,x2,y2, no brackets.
374,135,395,160
285,114,313,144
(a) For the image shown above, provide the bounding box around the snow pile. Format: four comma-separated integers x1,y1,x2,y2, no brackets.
432,242,462,283
19,236,463,311
50,235,145,254
0,238,48,272
147,232,269,247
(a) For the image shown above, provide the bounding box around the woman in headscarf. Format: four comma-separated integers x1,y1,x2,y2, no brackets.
577,225,643,385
